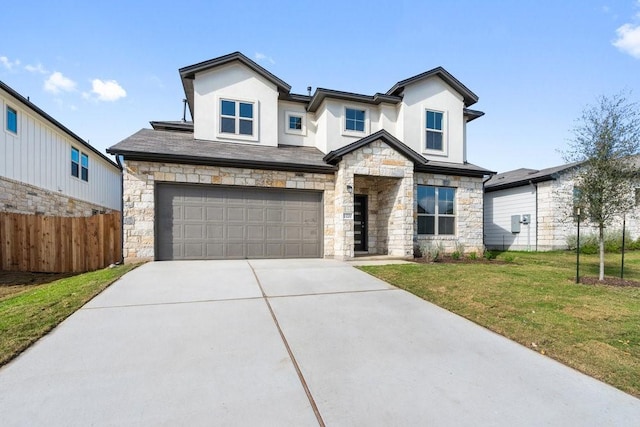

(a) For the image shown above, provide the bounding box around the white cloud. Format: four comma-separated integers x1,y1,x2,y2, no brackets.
0,56,20,71
87,79,126,102
44,71,77,94
254,52,275,64
613,23,640,58
25,63,48,74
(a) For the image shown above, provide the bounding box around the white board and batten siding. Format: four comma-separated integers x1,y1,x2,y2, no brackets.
1,87,121,211
484,186,537,251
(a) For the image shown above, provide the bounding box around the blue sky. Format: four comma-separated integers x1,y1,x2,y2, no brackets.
1,0,639,173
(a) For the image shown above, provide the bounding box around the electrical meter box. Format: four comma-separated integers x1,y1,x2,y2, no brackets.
522,214,531,225
511,215,521,233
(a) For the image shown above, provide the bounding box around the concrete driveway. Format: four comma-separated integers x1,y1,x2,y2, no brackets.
0,259,638,426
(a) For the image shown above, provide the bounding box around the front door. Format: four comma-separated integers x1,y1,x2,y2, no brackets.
354,195,367,252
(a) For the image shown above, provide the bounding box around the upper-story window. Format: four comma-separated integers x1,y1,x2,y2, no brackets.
220,99,254,136
284,111,306,136
345,108,366,132
6,106,17,134
425,110,444,151
71,147,89,182
417,185,455,235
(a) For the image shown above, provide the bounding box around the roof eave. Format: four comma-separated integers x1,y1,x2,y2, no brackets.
387,66,479,107
106,149,337,174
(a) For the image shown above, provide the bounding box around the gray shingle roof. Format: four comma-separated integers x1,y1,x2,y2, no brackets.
484,162,581,191
107,129,336,173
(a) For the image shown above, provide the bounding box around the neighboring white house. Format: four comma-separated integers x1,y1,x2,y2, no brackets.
484,162,640,251
1,81,121,216
108,52,494,262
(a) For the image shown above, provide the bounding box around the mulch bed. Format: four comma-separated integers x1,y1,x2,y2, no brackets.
578,276,640,288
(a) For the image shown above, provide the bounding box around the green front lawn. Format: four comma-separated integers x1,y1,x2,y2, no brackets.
0,264,137,367
360,251,640,397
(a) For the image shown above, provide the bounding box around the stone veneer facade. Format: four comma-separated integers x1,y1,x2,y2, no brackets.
122,160,336,262
537,173,640,250
122,139,486,262
0,176,115,216
414,172,485,254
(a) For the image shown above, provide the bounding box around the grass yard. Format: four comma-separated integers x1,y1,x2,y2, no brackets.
0,264,137,367
360,251,640,397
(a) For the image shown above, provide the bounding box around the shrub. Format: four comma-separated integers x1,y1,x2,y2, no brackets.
484,250,496,260
420,241,444,262
452,251,461,260
468,251,478,260
566,230,635,254
503,253,515,263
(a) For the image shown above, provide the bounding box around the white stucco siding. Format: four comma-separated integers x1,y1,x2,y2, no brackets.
400,78,466,164
484,186,537,250
193,62,279,146
277,100,315,147
1,89,120,210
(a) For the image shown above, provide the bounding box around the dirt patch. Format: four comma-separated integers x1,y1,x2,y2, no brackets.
578,276,640,288
0,271,75,299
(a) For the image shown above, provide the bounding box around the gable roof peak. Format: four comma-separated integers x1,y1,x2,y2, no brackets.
387,66,478,107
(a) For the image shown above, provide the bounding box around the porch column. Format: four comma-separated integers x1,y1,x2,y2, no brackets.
334,163,355,260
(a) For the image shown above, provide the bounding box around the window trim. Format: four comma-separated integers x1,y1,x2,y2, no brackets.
216,97,259,142
284,111,307,136
422,108,447,156
342,105,369,137
417,185,456,236
6,105,18,135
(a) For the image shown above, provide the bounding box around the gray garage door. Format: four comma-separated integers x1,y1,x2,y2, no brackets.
155,184,323,260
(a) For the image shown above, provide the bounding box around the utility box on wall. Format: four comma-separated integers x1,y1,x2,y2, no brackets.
522,214,531,225
511,215,521,233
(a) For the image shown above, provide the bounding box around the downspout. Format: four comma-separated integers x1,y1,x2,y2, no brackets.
115,154,125,264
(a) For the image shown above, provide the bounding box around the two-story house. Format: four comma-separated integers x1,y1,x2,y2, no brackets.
108,52,493,262
1,81,121,216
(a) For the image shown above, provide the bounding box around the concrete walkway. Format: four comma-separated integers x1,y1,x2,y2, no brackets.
0,259,638,426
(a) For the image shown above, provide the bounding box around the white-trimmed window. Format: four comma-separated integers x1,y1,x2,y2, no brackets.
6,105,17,134
220,99,254,136
425,110,444,151
285,111,306,135
71,147,89,182
342,106,369,136
417,185,455,235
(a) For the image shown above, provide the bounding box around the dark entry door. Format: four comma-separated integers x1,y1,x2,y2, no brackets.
354,195,367,252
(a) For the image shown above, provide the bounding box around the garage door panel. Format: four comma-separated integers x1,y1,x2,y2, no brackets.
156,184,322,260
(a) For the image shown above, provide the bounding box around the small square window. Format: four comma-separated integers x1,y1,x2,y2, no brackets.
6,106,17,133
289,116,302,130
346,108,365,132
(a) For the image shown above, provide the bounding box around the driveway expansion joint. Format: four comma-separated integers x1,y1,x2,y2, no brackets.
83,296,264,310
247,261,326,427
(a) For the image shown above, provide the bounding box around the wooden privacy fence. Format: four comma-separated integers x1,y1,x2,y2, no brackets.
0,212,122,273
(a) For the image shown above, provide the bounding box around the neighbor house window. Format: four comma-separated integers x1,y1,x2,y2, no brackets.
417,186,455,235
220,99,254,136
6,106,17,133
71,148,89,182
345,108,365,132
81,153,89,181
425,110,444,150
71,148,80,178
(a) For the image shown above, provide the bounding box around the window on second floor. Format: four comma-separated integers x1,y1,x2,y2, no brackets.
220,99,254,136
6,106,17,134
417,185,455,235
71,147,89,182
284,111,306,136
345,108,365,132
425,110,444,151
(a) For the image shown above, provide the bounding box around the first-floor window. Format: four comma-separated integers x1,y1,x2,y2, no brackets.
6,106,17,133
220,99,254,136
417,185,455,235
